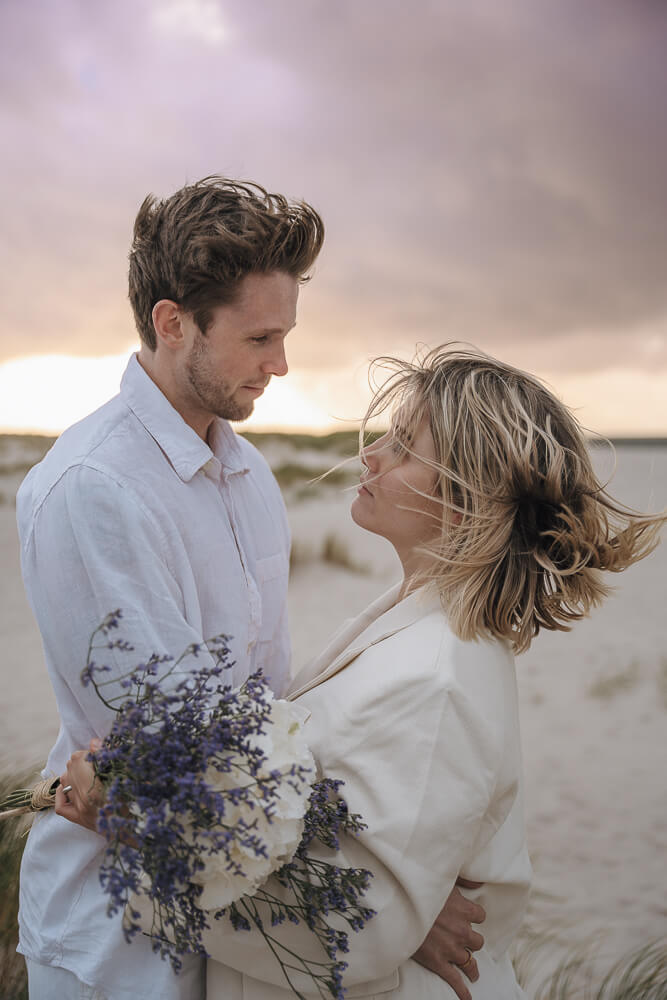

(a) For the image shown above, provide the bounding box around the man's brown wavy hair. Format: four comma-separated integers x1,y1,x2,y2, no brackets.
128,176,324,350
361,345,665,653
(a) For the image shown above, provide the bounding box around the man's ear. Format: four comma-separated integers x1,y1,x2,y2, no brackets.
152,299,186,350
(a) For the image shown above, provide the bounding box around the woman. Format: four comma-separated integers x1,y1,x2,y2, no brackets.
59,346,663,999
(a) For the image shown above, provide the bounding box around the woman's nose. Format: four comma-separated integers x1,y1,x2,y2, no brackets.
361,440,380,471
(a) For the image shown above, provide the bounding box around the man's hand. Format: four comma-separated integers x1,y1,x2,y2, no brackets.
411,879,486,1000
55,740,104,833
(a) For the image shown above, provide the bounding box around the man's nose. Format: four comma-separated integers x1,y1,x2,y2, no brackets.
262,342,288,377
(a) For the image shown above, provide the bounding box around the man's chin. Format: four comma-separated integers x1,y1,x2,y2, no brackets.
220,401,254,423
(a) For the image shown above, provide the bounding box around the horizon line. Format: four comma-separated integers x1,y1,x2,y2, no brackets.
2,428,667,446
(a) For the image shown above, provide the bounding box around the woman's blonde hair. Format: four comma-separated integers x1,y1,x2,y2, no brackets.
362,344,664,653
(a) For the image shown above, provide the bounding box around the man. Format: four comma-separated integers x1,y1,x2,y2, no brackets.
17,177,484,1000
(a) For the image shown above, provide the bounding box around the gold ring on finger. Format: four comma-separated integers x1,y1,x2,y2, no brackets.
459,947,473,970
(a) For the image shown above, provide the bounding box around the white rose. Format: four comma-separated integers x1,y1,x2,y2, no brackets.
190,695,316,910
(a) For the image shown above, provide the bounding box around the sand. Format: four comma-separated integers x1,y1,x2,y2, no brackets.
1,439,665,983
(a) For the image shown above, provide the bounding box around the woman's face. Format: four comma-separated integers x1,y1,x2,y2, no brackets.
351,414,442,569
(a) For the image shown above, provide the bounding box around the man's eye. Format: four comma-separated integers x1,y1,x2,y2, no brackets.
251,336,269,344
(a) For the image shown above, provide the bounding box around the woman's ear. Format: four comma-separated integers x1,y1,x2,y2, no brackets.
439,482,463,525
151,299,185,350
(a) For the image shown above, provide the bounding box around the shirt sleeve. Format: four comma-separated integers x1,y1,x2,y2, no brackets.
196,633,514,992
21,463,222,747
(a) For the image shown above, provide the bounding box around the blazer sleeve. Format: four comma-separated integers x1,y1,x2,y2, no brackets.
197,620,516,993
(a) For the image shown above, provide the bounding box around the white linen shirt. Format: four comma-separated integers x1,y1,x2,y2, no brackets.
15,354,291,1000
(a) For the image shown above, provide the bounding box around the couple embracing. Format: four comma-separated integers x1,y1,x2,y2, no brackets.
17,177,661,1000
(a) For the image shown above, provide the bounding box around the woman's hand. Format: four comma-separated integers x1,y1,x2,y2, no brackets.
54,739,105,833
411,879,486,1000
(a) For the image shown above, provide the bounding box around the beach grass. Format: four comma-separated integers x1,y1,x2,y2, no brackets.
513,935,667,999
587,661,641,700
0,435,55,470
289,539,316,573
321,533,370,574
289,534,371,575
0,769,35,1000
272,462,357,491
242,429,382,455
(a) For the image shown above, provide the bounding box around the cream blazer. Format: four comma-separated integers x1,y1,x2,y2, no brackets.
202,584,532,999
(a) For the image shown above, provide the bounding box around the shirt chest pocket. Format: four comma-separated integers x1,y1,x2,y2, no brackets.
255,552,289,640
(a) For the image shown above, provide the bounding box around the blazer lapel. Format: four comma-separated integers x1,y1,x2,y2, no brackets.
287,584,441,700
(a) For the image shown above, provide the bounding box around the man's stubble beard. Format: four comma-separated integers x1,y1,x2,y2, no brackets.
185,335,254,423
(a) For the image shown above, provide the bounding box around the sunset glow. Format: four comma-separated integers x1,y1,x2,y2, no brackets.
0,353,137,435
0,352,368,436
1,352,665,438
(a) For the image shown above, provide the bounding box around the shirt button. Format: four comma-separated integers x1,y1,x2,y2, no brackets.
202,458,220,480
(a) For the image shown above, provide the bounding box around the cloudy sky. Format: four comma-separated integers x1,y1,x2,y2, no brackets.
1,0,666,433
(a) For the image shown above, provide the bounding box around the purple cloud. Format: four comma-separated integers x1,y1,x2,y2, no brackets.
0,0,665,376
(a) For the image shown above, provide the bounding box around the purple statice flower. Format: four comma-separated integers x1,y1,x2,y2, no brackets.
222,778,375,1000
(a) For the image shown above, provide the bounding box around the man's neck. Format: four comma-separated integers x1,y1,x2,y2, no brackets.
136,349,214,442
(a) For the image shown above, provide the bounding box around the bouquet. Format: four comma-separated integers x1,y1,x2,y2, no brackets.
1,612,375,1000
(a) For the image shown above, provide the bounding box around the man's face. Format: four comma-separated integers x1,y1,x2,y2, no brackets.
182,270,299,424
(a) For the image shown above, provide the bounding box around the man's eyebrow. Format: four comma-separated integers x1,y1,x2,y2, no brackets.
247,322,297,335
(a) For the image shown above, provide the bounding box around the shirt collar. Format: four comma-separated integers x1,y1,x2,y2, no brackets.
207,418,250,477
120,354,250,482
